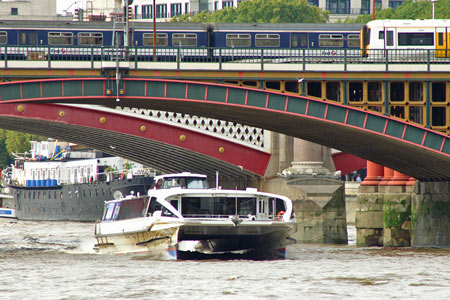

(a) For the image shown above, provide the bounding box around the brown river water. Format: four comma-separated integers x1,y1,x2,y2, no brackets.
1,221,449,300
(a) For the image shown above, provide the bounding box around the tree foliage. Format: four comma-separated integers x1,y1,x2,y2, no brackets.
344,0,450,23
172,0,329,23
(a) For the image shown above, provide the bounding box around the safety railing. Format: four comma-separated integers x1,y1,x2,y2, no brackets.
1,45,449,71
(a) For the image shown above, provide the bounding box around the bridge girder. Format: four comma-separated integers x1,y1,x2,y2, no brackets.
0,78,449,181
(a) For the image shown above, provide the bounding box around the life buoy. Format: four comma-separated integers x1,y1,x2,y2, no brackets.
276,211,285,221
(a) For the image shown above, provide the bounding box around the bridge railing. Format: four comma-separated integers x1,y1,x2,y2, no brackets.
1,45,449,71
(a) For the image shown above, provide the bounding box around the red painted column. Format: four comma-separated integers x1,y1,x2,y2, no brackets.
388,171,416,186
361,161,384,185
379,167,394,186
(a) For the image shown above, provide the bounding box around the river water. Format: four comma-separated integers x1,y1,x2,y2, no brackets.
1,220,449,300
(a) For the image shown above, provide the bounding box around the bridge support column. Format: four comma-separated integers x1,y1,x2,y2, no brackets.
412,182,450,247
267,139,347,244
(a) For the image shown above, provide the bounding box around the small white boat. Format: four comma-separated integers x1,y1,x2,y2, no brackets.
94,173,295,259
0,191,17,220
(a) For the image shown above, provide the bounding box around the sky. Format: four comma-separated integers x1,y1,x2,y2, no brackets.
57,0,87,14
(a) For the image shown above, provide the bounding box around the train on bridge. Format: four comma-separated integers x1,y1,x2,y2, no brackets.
0,19,449,62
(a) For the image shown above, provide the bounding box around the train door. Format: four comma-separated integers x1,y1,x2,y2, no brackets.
290,33,308,49
18,30,37,45
383,27,395,50
436,27,448,58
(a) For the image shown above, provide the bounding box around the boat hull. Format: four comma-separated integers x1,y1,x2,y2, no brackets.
95,218,293,259
9,176,154,221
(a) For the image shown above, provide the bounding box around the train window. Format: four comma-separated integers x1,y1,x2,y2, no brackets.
319,34,343,47
0,32,6,44
386,31,393,46
226,34,251,47
398,33,433,46
19,30,36,45
78,32,103,46
143,33,168,46
255,34,280,47
347,34,360,48
48,32,74,45
368,82,382,102
409,106,424,125
409,82,423,102
172,33,197,47
432,82,446,102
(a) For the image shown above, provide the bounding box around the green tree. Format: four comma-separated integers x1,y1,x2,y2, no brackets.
0,130,12,168
344,0,450,23
5,130,32,154
172,0,329,23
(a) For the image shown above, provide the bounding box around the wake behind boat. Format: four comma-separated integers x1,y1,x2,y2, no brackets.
94,173,295,259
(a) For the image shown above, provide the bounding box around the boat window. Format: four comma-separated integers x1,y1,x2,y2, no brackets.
78,32,103,46
115,197,147,220
181,196,256,218
275,198,286,215
161,176,208,189
148,197,162,215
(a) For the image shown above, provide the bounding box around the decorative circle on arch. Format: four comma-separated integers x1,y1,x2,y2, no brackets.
179,135,186,142
140,125,147,132
16,105,25,113
218,146,225,154
99,116,107,124
58,110,66,118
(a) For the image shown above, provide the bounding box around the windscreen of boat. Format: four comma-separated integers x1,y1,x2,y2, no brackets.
181,196,256,218
160,177,209,189
102,197,149,221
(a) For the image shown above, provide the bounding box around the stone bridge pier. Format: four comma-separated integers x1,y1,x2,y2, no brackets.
356,162,450,247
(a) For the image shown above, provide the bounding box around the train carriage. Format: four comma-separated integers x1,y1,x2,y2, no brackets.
361,19,450,61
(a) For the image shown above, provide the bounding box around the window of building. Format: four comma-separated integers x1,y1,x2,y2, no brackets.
214,1,219,10
143,33,168,46
170,3,182,17
319,34,344,47
431,107,447,126
327,0,350,14
226,34,251,47
185,3,189,14
222,0,233,8
11,8,18,15
349,82,363,102
78,32,103,46
308,0,319,6
368,82,382,102
326,82,341,102
360,0,370,14
255,34,280,47
389,0,404,9
142,5,152,19
307,81,322,98
172,33,197,46
156,4,167,18
0,32,7,44
48,32,74,45
409,82,424,102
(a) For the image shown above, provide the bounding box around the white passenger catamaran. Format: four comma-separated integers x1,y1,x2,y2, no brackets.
94,173,295,259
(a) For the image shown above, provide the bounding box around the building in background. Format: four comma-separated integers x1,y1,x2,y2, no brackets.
0,0,58,19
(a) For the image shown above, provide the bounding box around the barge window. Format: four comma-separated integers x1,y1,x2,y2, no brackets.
255,34,280,47
143,33,168,46
78,32,103,46
0,31,6,44
172,33,197,47
398,32,433,46
226,34,251,47
48,32,74,45
319,34,344,47
347,34,360,47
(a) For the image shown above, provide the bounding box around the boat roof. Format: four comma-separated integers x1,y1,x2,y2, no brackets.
153,172,207,180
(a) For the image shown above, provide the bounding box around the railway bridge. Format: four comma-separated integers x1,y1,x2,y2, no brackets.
0,50,449,248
